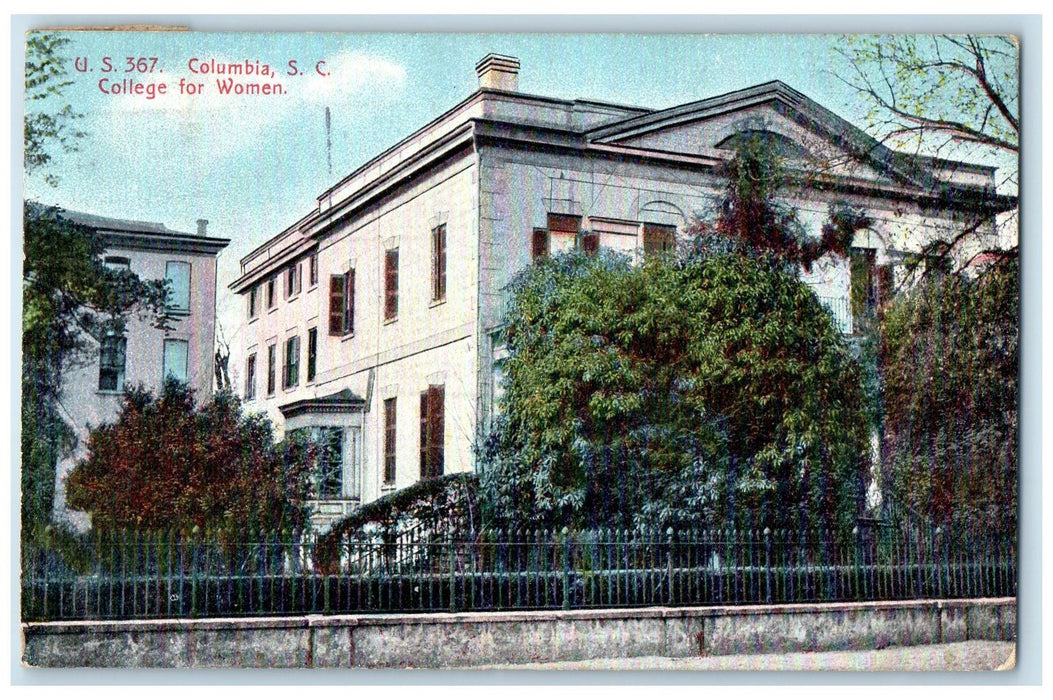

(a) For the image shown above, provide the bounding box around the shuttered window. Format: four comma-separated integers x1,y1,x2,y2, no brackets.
384,397,397,485
432,225,446,302
531,229,549,261
385,248,399,321
581,231,599,256
245,353,257,399
266,344,276,395
283,335,300,389
643,223,676,256
329,272,354,336
306,328,317,383
419,385,444,479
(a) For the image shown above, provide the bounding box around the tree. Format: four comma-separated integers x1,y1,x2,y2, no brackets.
479,249,871,532
835,35,1019,265
21,33,167,535
879,256,1018,534
65,381,314,533
24,33,85,186
686,133,870,271
21,205,169,533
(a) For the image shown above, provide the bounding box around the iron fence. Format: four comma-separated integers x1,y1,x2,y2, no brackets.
21,523,1015,622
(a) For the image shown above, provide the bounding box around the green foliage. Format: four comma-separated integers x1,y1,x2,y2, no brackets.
65,381,313,533
686,134,871,271
24,33,86,185
880,256,1018,533
21,204,170,534
479,249,871,532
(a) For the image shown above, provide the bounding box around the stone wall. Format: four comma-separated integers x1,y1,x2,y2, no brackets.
22,597,1015,669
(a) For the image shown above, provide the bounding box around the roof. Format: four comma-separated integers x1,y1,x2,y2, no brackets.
51,207,231,256
279,388,367,419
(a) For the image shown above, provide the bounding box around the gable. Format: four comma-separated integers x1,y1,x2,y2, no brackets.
597,100,897,185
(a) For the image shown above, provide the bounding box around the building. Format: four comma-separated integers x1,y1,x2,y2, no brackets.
52,211,230,526
231,54,1014,529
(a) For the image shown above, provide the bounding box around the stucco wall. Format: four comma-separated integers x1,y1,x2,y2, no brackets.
22,598,1015,669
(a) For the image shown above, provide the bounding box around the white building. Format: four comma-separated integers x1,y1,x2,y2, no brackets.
231,54,1014,529
53,211,230,526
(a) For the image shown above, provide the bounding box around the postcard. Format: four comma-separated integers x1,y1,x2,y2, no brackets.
18,23,1020,673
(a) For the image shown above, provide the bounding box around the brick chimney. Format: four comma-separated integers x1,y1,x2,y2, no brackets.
196,219,209,236
475,54,520,92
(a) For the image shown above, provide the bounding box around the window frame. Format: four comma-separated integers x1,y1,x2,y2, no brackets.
384,397,397,485
267,277,277,310
283,335,300,390
286,262,301,299
431,224,447,303
308,253,319,288
164,261,192,314
248,286,259,320
419,385,445,480
328,270,355,336
162,338,189,384
306,327,317,383
245,352,257,399
98,331,127,392
642,222,676,257
384,248,399,321
266,343,277,395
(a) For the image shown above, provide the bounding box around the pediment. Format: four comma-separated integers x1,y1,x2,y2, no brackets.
587,81,922,188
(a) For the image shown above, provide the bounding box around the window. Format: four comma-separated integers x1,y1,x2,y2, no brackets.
307,327,318,383
580,231,599,256
329,270,355,336
286,262,301,298
531,229,550,261
548,213,581,255
850,247,892,324
384,397,397,485
98,332,127,392
431,224,447,302
163,339,189,384
643,223,676,256
283,335,300,389
165,261,191,313
248,286,259,320
245,353,257,399
308,253,318,287
266,343,276,395
267,277,276,309
312,427,345,499
104,256,131,271
384,249,399,320
419,385,444,479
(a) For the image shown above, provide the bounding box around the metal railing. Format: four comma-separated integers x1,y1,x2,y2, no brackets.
21,524,1015,622
816,295,853,335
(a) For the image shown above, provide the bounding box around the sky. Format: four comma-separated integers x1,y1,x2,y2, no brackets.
19,29,1017,355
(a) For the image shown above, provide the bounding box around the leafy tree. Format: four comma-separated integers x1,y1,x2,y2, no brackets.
879,256,1017,533
24,32,85,186
65,381,314,533
687,134,871,271
835,35,1019,266
21,205,169,533
21,32,167,536
479,249,871,532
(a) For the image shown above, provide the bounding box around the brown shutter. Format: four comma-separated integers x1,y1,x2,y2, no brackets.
430,385,444,477
420,391,429,478
329,275,345,335
532,229,549,260
643,223,675,256
385,249,399,320
581,231,599,256
346,269,355,335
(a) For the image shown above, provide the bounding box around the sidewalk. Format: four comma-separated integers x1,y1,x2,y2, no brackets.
470,641,1015,672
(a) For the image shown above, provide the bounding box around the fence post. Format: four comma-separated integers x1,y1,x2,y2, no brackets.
666,527,675,605
448,527,457,613
933,526,942,599
562,527,571,611
764,527,772,604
